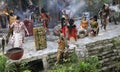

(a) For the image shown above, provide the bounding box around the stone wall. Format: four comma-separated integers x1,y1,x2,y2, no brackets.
76,35,120,72
43,35,120,71
19,35,120,72
47,48,75,69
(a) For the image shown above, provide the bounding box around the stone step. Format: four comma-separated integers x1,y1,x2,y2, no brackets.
102,61,118,68
88,50,99,56
98,50,113,57
88,49,114,56
102,53,118,60
99,56,118,64
47,58,56,64
88,46,104,52
116,46,120,49
99,63,118,72
88,43,113,52
98,52,118,59
86,39,113,48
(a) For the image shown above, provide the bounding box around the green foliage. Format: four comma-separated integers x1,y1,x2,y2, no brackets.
69,52,78,62
73,56,99,72
16,61,31,72
114,60,120,71
50,53,100,72
0,55,31,72
23,70,31,72
0,55,17,72
85,56,100,72
113,39,120,47
19,61,29,71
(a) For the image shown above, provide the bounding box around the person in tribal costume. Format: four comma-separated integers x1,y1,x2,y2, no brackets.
24,19,33,36
99,4,110,30
6,10,17,44
80,16,88,37
56,34,69,63
40,8,50,33
80,16,88,30
67,19,77,43
90,16,99,36
61,18,68,38
10,16,29,48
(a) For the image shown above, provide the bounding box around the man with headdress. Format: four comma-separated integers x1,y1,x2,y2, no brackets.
99,3,110,30
6,10,17,44
9,10,17,25
40,8,50,33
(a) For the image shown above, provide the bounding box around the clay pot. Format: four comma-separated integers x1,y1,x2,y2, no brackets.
6,47,24,60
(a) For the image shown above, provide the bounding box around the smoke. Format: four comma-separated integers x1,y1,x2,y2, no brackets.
109,5,120,12
47,0,86,18
65,0,86,18
0,1,5,10
47,0,57,10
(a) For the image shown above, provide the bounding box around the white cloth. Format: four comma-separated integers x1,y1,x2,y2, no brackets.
11,32,22,48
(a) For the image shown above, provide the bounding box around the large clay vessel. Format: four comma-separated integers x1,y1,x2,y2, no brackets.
6,47,24,60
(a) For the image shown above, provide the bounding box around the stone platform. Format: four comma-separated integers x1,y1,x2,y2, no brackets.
0,21,120,71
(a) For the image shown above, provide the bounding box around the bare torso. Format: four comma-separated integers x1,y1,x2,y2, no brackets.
12,22,25,33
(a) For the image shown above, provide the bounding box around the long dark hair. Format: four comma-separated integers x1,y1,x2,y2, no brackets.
93,15,97,21
68,19,75,33
61,18,65,28
41,8,46,13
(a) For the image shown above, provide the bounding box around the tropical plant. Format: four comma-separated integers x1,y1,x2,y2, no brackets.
14,61,31,72
23,70,31,72
0,55,17,72
0,55,31,72
50,52,100,72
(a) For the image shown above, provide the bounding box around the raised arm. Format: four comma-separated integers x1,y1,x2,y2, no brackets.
22,22,29,35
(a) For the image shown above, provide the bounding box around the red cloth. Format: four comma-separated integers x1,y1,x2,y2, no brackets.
40,13,50,28
68,26,77,41
41,13,47,19
62,25,67,38
24,20,33,36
